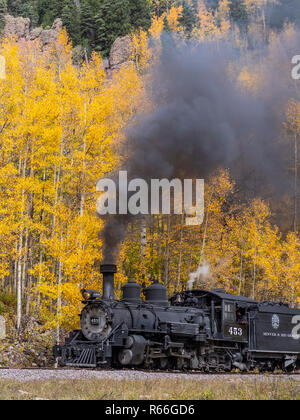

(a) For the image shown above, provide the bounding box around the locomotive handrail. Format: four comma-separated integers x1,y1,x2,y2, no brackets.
102,322,124,345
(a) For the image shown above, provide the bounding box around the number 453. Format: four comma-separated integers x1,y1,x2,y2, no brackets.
292,316,300,340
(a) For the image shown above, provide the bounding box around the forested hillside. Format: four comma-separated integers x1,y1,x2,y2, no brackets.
0,0,299,365
1,0,300,55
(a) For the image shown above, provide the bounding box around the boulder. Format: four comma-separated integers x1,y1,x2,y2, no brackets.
109,35,132,70
52,18,63,34
29,27,43,41
14,17,30,39
38,19,63,46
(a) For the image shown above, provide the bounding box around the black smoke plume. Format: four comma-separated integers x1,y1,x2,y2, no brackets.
100,34,300,263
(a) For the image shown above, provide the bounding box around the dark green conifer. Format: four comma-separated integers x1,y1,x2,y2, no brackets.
62,0,81,45
96,0,131,56
0,0,7,32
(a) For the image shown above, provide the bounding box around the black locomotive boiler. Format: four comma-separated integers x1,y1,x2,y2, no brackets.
54,264,300,372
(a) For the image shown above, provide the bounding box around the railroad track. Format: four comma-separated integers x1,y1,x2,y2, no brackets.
0,366,299,375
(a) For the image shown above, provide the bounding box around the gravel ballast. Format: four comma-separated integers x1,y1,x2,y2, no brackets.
0,369,299,382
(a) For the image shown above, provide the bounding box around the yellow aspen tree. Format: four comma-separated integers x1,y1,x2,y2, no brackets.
32,31,147,330
192,0,220,42
167,6,183,32
237,67,260,93
244,0,277,40
282,233,300,307
131,29,151,73
149,14,166,58
216,0,231,38
149,14,166,40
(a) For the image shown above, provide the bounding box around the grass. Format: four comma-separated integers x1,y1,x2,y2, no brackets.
0,377,299,400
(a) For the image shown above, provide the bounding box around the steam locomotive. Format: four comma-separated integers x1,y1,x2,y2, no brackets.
54,264,300,372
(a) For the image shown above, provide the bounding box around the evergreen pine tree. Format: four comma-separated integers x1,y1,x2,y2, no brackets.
0,0,7,15
179,0,197,35
96,0,132,56
230,0,248,30
81,0,101,51
129,0,152,30
0,0,7,32
61,0,81,46
36,0,64,27
7,0,38,24
7,0,22,15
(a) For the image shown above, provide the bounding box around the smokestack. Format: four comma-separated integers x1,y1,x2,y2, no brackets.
100,264,117,300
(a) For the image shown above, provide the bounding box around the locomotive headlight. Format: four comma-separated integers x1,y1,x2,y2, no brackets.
81,289,101,301
82,290,91,300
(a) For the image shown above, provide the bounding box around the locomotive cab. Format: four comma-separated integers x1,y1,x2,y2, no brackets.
170,289,255,342
222,300,249,342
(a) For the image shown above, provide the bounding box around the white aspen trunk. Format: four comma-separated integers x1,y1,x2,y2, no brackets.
156,216,161,281
140,217,147,278
14,242,18,293
253,241,257,300
80,191,85,217
238,248,243,295
16,232,23,332
36,240,43,315
262,8,266,39
55,255,63,369
16,79,28,317
37,169,46,315
15,157,22,322
17,156,27,332
199,190,214,266
176,213,184,292
84,49,88,66
56,260,62,344
164,215,171,286
52,136,63,295
25,152,34,316
80,102,87,218
294,134,298,233
22,225,29,312
78,101,87,287
26,236,33,316
52,164,57,238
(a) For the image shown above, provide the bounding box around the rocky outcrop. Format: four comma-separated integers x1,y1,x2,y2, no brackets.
2,17,135,75
2,15,63,47
109,35,134,73
3,15,30,39
28,27,43,41
40,18,63,46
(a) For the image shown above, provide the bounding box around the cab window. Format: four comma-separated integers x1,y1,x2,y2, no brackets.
224,302,236,322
